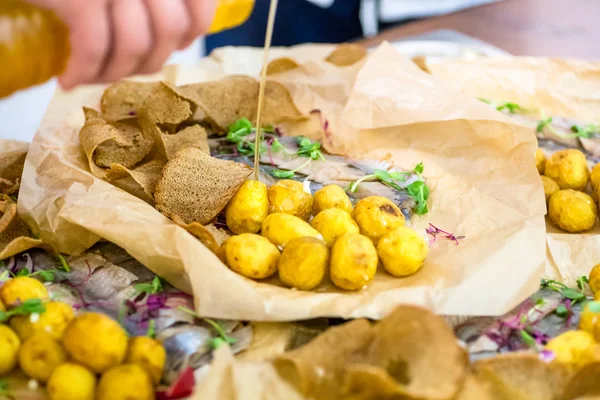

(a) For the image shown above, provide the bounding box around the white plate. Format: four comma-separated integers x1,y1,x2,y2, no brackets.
389,39,510,61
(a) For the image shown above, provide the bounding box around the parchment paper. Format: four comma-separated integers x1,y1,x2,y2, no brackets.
427,57,600,287
18,42,545,320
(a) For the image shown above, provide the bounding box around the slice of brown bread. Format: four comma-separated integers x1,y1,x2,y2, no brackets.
154,148,252,225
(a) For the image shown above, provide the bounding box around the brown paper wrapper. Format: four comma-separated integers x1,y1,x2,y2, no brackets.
427,58,600,287
19,43,545,320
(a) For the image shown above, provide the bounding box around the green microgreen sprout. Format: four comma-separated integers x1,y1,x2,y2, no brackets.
57,253,70,272
226,118,274,156
271,136,326,178
133,276,163,296
348,162,430,215
177,306,237,349
0,298,46,323
540,276,588,306
147,319,156,339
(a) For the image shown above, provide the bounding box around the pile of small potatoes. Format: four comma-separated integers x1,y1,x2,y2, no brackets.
0,276,166,400
536,148,600,233
223,179,429,291
545,264,600,368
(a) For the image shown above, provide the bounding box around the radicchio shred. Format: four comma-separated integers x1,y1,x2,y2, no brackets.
156,367,195,400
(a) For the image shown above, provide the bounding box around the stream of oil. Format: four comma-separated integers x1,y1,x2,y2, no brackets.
253,0,279,181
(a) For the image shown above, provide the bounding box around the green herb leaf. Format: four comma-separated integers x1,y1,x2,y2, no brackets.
571,124,599,139
209,337,227,349
271,169,295,179
0,298,46,322
16,268,28,277
478,98,492,104
560,288,586,301
270,138,284,153
413,162,424,175
496,102,523,114
555,304,568,318
0,260,6,269
407,180,430,216
536,117,553,133
134,276,163,296
37,270,55,282
147,319,156,339
520,329,537,349
577,275,589,290
228,118,253,136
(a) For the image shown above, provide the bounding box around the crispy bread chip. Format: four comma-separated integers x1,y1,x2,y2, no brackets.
177,76,305,134
560,362,600,400
138,82,207,159
106,160,165,204
170,214,228,260
79,108,154,178
0,150,27,196
0,199,46,260
473,352,573,400
101,81,161,121
325,43,367,67
275,319,374,399
154,148,252,225
266,58,301,75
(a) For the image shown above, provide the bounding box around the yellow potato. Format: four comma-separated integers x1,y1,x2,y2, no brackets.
268,179,313,221
62,312,128,373
548,189,597,233
262,212,322,248
47,362,96,400
278,237,328,290
546,330,596,367
226,180,269,234
19,332,67,382
313,184,353,215
0,325,20,375
222,233,280,279
535,149,546,174
545,149,589,191
330,233,378,291
541,176,559,203
352,196,404,244
377,227,428,277
310,208,359,247
589,264,600,295
97,364,154,400
579,301,600,341
125,336,166,385
10,301,74,341
0,276,48,308
591,163,600,193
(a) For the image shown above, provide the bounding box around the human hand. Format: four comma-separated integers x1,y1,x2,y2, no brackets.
24,0,217,90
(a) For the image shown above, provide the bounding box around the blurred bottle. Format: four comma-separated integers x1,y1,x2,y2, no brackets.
0,0,255,99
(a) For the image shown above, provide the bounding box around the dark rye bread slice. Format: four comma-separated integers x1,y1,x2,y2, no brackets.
154,148,252,225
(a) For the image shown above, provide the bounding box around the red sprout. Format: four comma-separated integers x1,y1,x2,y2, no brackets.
310,109,331,143
426,223,464,245
274,127,283,137
564,299,574,326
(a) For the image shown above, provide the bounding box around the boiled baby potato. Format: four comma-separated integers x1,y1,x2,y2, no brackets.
591,163,600,193
268,179,313,221
548,189,597,233
125,336,166,385
377,227,428,277
589,264,600,295
97,364,154,400
352,196,404,244
313,184,353,215
62,312,128,373
330,233,378,291
262,213,322,248
48,362,97,400
310,208,359,247
541,176,559,203
278,237,328,290
0,276,48,308
226,180,269,234
545,149,589,191
19,332,68,382
222,233,280,279
10,301,74,341
0,325,20,375
579,301,600,341
535,148,546,174
545,330,596,368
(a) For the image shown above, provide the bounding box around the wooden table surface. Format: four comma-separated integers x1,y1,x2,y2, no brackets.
361,0,600,60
